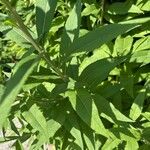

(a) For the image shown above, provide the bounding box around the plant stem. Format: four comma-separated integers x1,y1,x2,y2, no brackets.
100,0,105,25
1,0,68,82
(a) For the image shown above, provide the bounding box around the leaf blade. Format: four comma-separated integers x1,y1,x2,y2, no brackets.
22,104,48,139
0,55,39,128
36,0,57,38
67,23,139,55
66,88,108,137
60,0,81,56
129,89,146,120
93,94,133,123
79,57,126,89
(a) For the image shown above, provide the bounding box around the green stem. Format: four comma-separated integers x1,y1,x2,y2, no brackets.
100,0,105,25
1,0,68,82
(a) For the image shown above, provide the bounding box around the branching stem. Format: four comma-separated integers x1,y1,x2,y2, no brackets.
1,0,68,82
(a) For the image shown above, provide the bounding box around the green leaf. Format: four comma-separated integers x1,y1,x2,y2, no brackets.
0,55,39,128
70,127,83,150
129,88,146,120
22,104,49,147
0,12,8,21
66,88,108,137
133,36,150,52
36,0,57,39
82,4,99,16
141,127,150,144
108,1,143,15
79,44,111,74
102,138,121,150
93,94,133,123
50,16,64,34
142,112,150,121
137,1,150,11
79,57,126,89
14,140,24,150
83,132,95,150
120,17,150,24
120,64,134,97
4,27,32,48
23,104,47,134
130,50,150,65
67,23,139,55
130,36,150,65
95,83,121,99
113,36,133,56
63,111,84,150
139,144,150,150
32,133,48,149
60,0,81,56
125,139,139,150
47,119,61,138
79,119,95,150
0,85,5,99
110,127,140,142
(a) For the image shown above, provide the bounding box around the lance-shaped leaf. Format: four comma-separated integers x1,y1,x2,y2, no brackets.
93,94,133,123
36,0,57,39
125,139,139,150
67,23,139,55
102,139,121,150
120,64,134,98
47,119,61,138
129,88,146,121
3,27,32,48
22,104,49,143
133,36,150,52
114,36,133,56
79,57,126,89
107,1,143,15
64,115,84,150
120,17,150,24
22,104,47,134
60,0,81,56
66,88,109,137
0,55,39,128
130,49,150,65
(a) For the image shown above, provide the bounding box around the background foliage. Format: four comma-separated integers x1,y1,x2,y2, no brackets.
0,0,150,149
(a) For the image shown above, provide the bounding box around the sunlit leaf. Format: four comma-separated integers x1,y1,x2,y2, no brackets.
108,1,143,15
114,36,133,56
3,27,32,48
93,94,133,123
102,138,121,150
125,139,139,150
79,57,126,89
36,0,57,39
66,88,108,137
67,23,139,55
60,0,81,56
129,88,146,120
120,64,134,97
0,55,39,128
